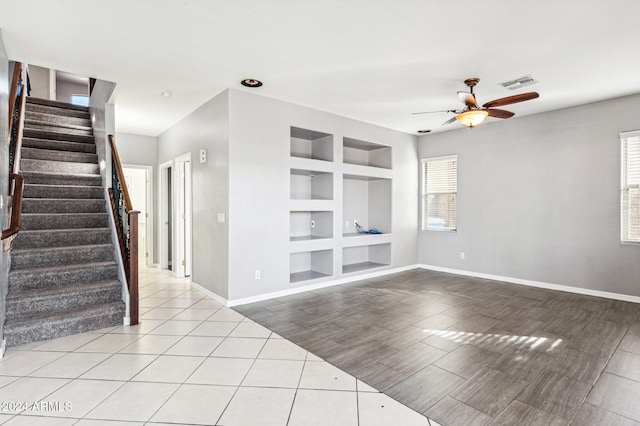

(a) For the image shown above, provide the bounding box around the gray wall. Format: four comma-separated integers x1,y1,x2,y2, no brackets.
227,89,418,301
0,31,9,345
27,65,52,100
115,132,158,264
56,80,87,104
419,94,640,298
157,90,230,298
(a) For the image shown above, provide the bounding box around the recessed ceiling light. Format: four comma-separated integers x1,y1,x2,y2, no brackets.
241,79,263,88
417,129,431,134
161,90,173,97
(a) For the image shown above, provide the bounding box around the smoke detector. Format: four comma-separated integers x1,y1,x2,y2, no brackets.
499,75,538,91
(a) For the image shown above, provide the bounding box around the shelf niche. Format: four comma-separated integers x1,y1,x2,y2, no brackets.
290,211,333,241
291,169,333,200
342,243,391,274
342,174,391,236
290,126,334,162
290,249,333,283
343,137,392,169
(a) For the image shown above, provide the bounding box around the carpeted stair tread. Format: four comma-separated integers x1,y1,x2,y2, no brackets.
26,97,89,111
21,171,102,186
8,261,119,292
21,212,109,230
22,137,96,154
6,280,122,319
24,183,103,199
12,228,112,249
22,198,106,214
21,158,99,175
25,120,93,137
22,147,98,164
23,128,94,144
3,301,125,347
25,111,91,127
11,244,114,269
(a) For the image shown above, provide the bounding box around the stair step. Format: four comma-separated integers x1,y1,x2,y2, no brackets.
22,137,96,154
24,120,93,137
12,228,112,249
9,261,119,292
21,171,102,187
21,158,99,176
26,96,90,112
25,111,91,127
21,213,109,230
10,244,114,269
22,147,98,164
23,128,94,144
3,301,124,347
22,198,106,214
6,280,122,319
23,183,103,199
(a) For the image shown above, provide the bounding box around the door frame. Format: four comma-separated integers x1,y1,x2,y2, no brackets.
174,153,192,278
122,164,154,267
158,160,172,270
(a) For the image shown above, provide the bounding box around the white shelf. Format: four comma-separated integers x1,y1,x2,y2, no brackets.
291,126,333,162
290,211,333,241
343,137,392,169
290,249,333,283
291,169,333,200
342,243,391,274
343,174,391,236
341,233,392,247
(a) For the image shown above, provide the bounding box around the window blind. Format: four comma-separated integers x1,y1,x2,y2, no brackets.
422,155,457,231
621,131,640,243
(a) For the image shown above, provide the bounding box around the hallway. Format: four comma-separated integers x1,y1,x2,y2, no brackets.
0,267,436,425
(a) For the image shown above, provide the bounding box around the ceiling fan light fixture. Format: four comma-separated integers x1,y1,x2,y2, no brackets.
456,109,488,127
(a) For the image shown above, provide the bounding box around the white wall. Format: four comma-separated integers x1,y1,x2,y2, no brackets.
419,94,640,298
56,80,87,104
157,91,230,298
27,64,52,100
227,89,419,301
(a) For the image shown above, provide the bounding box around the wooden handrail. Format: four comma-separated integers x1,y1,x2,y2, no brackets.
2,174,24,251
107,134,139,326
8,62,21,125
108,135,133,210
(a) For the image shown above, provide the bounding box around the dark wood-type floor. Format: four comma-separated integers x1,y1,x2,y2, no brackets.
234,269,640,426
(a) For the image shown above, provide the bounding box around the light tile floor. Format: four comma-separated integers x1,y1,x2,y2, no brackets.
0,267,440,426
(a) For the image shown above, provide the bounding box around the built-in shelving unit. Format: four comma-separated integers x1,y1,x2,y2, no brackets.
288,127,393,284
343,137,392,169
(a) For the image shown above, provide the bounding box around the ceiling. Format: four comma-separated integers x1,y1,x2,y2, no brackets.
1,0,639,137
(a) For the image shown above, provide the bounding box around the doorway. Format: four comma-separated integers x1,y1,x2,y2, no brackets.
122,165,154,267
158,155,192,278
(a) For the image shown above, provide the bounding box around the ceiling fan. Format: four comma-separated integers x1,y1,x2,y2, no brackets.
413,78,539,128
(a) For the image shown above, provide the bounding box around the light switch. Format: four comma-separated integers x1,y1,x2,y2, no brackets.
217,213,225,223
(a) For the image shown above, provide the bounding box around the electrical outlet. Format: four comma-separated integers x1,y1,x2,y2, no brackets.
460,252,465,260
310,220,316,228
255,270,261,280
345,220,349,228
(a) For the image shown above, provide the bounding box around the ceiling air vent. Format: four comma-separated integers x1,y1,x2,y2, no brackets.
499,75,538,91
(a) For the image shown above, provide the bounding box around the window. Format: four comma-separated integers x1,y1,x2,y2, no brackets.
422,155,457,231
70,94,89,107
621,131,640,243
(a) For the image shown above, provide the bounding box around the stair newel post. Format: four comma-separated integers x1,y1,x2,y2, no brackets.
107,135,139,326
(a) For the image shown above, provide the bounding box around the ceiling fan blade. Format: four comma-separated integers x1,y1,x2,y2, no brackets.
411,109,458,115
441,116,458,126
482,92,539,108
458,91,477,108
486,108,515,119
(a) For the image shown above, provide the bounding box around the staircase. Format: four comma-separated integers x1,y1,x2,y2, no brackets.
5,97,125,347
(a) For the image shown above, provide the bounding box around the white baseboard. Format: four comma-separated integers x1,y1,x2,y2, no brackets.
226,264,419,307
419,264,640,304
191,281,231,307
